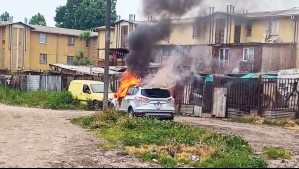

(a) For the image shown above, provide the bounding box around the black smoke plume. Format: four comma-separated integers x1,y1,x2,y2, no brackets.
143,0,203,16
126,20,171,78
125,0,203,77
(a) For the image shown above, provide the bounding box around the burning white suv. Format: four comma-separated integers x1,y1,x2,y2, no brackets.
112,86,175,120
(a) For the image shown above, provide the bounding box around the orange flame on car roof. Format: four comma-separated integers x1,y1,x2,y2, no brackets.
114,70,141,99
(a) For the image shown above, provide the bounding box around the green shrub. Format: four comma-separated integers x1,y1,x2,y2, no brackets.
47,91,80,109
0,87,82,110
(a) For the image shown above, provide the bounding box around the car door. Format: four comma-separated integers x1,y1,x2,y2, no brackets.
81,84,92,101
120,87,134,111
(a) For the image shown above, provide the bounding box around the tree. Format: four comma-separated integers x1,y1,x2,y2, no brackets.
74,51,93,66
54,0,117,30
0,11,10,21
29,13,47,26
79,31,91,41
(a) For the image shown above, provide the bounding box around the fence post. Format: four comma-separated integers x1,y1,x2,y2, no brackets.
257,75,263,117
296,79,299,119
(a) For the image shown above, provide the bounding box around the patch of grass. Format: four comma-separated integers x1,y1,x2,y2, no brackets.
232,115,296,128
232,115,263,124
73,110,267,168
263,147,293,160
0,86,82,110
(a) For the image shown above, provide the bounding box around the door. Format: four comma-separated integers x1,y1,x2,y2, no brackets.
80,84,92,101
212,88,227,118
120,87,135,111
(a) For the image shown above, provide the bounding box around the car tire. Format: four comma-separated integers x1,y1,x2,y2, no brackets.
128,108,134,118
93,101,102,110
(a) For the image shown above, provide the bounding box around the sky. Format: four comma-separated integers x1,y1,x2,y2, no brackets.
1,0,299,27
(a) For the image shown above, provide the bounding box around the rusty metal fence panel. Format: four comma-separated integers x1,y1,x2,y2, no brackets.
40,75,62,91
261,78,299,112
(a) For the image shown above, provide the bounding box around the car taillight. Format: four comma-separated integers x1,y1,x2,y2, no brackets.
167,97,175,104
136,97,149,103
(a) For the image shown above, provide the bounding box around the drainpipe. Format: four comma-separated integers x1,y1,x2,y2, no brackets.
226,5,229,44
291,15,297,43
291,15,298,68
23,27,27,70
56,34,59,63
212,7,215,44
16,27,19,69
9,25,12,70
209,7,211,44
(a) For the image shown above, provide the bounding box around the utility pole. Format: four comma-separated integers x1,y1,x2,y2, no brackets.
103,0,111,110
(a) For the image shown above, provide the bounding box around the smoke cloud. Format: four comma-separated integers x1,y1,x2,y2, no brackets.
126,19,171,78
125,0,205,78
143,0,204,17
143,46,213,88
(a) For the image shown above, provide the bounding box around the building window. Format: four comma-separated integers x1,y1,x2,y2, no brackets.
246,21,252,37
219,48,229,61
269,20,280,35
40,34,47,44
68,36,75,46
193,23,201,38
85,40,89,47
39,54,47,64
67,56,74,65
243,48,254,61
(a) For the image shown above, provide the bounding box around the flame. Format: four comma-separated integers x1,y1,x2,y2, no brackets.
114,70,141,99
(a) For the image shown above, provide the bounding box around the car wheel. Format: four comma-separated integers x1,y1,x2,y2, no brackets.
93,101,102,110
128,108,134,118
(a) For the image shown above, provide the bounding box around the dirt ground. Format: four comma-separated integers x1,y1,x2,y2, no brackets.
1,105,299,168
0,105,156,168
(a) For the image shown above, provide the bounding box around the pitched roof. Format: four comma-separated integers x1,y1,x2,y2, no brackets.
30,25,98,37
0,21,34,28
91,26,115,32
50,64,122,76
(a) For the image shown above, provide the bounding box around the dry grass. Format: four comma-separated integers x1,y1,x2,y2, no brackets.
232,115,297,128
126,144,215,163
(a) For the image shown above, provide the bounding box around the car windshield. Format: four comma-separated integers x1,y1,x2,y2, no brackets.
141,89,170,98
91,84,112,93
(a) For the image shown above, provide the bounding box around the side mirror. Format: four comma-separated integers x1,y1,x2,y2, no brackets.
88,90,91,94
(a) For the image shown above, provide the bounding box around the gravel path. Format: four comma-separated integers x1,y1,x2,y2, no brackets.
0,105,155,168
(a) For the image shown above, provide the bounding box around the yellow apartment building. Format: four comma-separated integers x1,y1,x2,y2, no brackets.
96,7,299,74
0,21,98,72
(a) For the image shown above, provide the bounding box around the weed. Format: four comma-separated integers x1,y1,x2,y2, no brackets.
263,147,293,160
